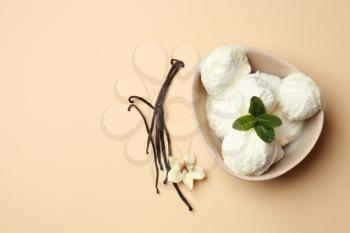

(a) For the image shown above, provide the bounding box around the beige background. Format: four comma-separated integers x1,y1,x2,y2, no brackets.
1,0,350,232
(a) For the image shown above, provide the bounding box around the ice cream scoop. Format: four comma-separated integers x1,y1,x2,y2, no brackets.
274,144,285,163
199,45,251,96
206,86,244,139
273,106,304,146
222,130,278,176
235,72,277,112
280,73,323,121
259,72,281,99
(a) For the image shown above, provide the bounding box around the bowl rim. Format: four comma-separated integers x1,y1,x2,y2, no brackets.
191,45,324,181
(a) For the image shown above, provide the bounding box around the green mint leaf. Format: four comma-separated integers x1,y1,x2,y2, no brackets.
249,96,266,116
258,114,282,129
232,115,257,131
255,124,275,143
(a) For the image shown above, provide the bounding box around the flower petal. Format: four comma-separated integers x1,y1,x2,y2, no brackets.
169,157,178,168
183,174,194,190
184,154,195,165
168,168,185,183
188,166,206,180
186,164,194,171
169,157,183,168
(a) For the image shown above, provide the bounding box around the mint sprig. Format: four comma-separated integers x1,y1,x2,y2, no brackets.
255,124,275,143
232,115,257,131
232,96,282,143
249,96,266,116
258,113,283,129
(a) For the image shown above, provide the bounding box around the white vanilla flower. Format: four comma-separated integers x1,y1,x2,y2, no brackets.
168,154,206,190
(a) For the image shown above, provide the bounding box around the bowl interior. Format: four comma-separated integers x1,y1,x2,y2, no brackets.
192,47,324,181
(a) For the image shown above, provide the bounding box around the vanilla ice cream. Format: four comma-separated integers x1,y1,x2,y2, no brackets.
273,106,304,146
259,72,281,99
206,86,244,139
280,73,323,121
199,45,251,95
274,145,285,163
222,130,278,176
200,45,324,177
235,72,277,112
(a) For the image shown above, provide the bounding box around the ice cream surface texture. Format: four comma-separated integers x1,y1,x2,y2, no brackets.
274,145,285,163
259,72,281,99
222,130,278,176
199,45,251,95
235,72,277,112
280,73,323,121
273,107,304,146
206,86,243,139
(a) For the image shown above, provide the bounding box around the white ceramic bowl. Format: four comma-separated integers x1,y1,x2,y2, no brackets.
192,46,324,181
